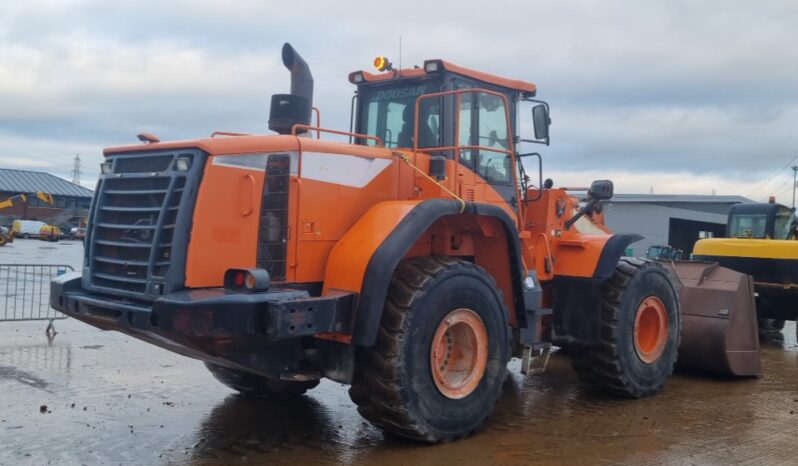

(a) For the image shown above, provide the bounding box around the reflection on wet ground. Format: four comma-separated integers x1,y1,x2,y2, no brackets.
1,320,796,465
1,241,798,465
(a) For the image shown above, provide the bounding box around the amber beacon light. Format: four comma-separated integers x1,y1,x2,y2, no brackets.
373,56,392,72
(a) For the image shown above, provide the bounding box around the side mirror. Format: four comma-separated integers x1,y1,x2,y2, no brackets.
588,180,614,201
564,180,613,230
532,105,550,141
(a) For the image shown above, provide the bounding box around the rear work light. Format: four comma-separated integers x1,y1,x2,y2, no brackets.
100,161,113,174
424,60,442,73
224,268,271,292
174,157,191,171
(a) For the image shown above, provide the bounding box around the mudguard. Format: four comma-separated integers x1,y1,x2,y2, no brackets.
593,234,643,278
552,233,642,348
324,198,529,346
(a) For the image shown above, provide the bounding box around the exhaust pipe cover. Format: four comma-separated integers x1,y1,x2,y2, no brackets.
269,42,314,135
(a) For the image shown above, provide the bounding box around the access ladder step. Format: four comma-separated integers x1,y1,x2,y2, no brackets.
521,342,552,376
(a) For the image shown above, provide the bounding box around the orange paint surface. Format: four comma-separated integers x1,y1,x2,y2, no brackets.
185,157,266,287
323,200,420,294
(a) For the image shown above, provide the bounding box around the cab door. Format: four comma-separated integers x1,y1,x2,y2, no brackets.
456,89,517,212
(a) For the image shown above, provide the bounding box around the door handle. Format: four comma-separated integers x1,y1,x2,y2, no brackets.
240,174,254,216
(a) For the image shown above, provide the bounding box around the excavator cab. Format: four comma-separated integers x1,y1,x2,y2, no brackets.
727,202,796,239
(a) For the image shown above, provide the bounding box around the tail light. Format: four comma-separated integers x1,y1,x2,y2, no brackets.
224,268,271,292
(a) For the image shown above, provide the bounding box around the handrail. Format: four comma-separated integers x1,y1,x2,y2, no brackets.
290,124,383,147
312,107,321,139
211,131,250,138
417,144,512,156
537,233,555,276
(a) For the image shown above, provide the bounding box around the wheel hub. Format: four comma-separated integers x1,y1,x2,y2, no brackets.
430,308,488,399
633,296,669,364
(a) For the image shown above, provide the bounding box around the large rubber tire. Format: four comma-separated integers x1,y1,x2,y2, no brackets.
572,257,680,398
348,256,511,443
204,363,319,398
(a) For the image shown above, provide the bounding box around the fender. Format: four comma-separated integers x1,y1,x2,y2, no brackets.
593,233,643,279
324,198,529,347
552,233,643,348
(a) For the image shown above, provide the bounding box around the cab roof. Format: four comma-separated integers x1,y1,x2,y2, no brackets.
349,59,536,95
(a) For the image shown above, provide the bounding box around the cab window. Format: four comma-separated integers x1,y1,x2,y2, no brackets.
728,214,767,238
457,91,511,184
358,81,440,149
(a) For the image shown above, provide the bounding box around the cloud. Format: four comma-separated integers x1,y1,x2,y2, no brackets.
542,168,749,197
0,0,796,195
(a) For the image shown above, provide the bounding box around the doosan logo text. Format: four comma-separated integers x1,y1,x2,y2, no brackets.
372,86,426,101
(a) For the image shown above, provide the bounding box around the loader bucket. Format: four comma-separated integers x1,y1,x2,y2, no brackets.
661,261,761,377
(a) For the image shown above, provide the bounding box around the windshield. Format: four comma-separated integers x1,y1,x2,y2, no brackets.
728,214,768,238
358,80,441,149
729,207,796,239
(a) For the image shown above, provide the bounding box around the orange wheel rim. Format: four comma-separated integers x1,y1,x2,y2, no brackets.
430,308,488,399
633,296,669,364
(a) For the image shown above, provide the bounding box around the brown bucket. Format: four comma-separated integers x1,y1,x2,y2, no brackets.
661,261,761,377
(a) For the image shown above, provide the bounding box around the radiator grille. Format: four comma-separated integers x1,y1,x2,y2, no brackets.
85,150,204,299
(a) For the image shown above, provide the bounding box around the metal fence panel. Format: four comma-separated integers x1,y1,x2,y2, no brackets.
0,264,73,322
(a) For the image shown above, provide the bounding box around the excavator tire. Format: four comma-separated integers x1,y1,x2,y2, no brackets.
572,257,680,398
204,363,319,398
349,256,511,442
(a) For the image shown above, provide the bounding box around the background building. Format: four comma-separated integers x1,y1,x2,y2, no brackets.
603,194,754,257
0,168,93,228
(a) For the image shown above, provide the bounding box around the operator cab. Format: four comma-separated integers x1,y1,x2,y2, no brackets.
727,202,796,240
349,58,550,203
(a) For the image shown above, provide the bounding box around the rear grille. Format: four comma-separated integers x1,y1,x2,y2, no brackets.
85,150,204,299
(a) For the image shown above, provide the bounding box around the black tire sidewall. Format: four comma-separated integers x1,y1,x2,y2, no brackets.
614,266,680,391
401,268,509,436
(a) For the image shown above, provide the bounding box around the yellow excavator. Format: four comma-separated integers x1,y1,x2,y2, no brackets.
0,192,55,246
693,199,798,335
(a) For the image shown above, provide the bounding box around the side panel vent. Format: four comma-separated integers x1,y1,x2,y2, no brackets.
257,154,290,281
462,186,476,202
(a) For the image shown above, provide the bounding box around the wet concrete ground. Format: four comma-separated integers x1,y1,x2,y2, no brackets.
1,240,797,465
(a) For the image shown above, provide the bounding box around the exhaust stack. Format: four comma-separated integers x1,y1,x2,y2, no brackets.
269,43,314,135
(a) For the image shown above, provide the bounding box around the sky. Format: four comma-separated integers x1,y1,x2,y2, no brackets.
1,0,797,201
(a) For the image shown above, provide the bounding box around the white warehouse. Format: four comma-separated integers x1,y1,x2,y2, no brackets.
602,194,755,257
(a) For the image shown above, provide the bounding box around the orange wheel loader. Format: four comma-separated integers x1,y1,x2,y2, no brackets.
50,43,760,442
